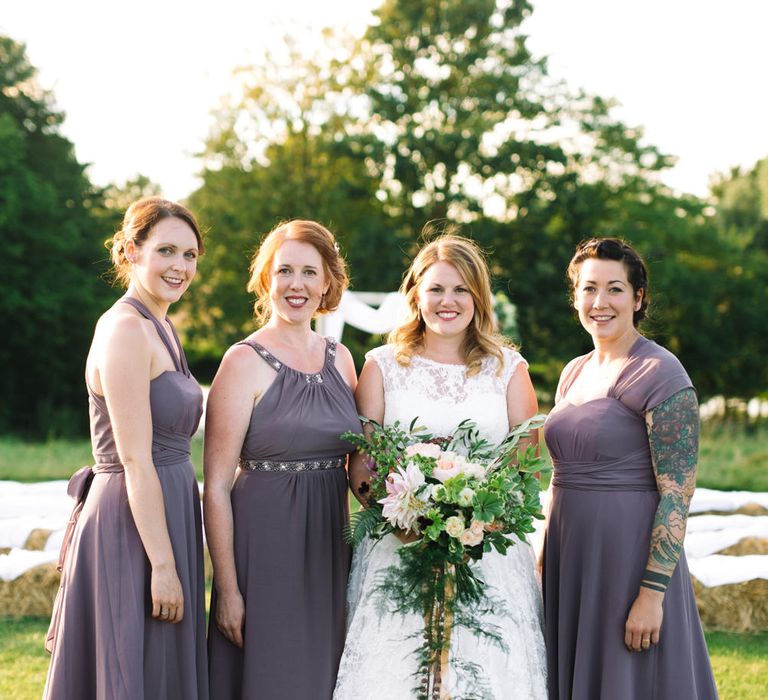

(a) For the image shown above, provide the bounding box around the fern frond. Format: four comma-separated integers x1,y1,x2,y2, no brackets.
345,505,383,546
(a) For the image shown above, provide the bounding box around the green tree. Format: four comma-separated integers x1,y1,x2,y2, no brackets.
354,0,563,232
711,158,768,251
187,3,766,397
185,33,394,367
352,0,767,397
0,36,110,436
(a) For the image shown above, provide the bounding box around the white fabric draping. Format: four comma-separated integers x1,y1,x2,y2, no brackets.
690,487,768,513
0,548,57,580
316,291,409,340
685,515,768,558
0,479,71,548
688,555,768,587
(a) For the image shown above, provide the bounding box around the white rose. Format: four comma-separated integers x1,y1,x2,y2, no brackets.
431,484,447,502
457,487,475,507
462,461,486,480
445,515,466,538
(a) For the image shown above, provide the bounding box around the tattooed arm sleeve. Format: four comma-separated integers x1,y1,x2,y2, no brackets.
643,388,699,590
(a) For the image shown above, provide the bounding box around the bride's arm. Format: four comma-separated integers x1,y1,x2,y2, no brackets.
506,364,543,568
506,364,539,455
348,358,385,507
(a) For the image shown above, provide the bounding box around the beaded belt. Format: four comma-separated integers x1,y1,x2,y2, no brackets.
238,456,346,472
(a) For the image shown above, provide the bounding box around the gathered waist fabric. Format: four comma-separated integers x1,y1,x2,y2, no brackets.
93,425,193,471
551,449,657,492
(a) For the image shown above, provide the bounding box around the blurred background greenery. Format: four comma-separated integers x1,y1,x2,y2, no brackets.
1,0,767,441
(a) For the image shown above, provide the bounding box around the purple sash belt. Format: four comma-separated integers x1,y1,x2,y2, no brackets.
551,449,658,492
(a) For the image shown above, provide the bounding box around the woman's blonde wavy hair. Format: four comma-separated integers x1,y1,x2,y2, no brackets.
390,232,508,376
247,220,349,325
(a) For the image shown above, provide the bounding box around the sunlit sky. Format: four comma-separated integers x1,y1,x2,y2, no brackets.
3,0,767,201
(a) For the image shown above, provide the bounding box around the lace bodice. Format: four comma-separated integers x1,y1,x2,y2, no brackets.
367,344,527,444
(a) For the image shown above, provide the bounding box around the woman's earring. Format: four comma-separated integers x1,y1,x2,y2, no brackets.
320,293,325,310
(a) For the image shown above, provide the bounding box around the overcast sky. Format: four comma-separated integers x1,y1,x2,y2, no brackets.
3,0,766,200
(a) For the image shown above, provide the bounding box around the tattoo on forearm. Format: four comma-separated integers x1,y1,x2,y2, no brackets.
645,388,699,580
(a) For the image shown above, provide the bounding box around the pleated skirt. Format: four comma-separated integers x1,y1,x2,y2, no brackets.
543,486,718,700
43,462,209,700
207,466,351,700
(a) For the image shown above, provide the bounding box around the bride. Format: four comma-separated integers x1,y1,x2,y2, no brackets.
333,234,547,699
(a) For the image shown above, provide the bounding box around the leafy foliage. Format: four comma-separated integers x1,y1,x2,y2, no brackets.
0,36,116,436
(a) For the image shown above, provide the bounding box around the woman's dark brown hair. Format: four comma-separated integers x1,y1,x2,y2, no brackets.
107,197,204,287
567,237,649,326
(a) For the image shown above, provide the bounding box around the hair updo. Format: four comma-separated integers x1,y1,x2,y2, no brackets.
567,237,649,326
107,197,203,287
246,220,349,324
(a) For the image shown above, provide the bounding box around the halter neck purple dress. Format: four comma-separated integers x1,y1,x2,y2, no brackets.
543,336,718,699
44,297,208,700
207,337,361,700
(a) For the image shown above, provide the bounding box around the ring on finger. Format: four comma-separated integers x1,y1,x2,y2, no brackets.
160,608,170,618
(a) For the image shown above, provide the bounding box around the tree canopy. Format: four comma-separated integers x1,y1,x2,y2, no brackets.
2,0,766,443
187,0,767,397
0,36,117,435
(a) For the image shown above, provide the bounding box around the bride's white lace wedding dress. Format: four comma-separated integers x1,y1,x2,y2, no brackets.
333,345,547,699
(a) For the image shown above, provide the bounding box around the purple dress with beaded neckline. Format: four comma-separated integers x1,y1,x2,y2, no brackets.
207,337,361,700
44,297,208,700
543,335,718,699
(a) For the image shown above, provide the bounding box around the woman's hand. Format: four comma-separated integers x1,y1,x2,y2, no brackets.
624,587,664,652
394,529,420,545
215,588,246,648
151,562,184,623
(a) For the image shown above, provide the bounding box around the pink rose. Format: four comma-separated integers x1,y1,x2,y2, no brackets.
404,442,443,459
433,451,461,483
460,527,484,547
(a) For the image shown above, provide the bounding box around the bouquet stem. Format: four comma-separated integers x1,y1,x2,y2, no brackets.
423,563,455,700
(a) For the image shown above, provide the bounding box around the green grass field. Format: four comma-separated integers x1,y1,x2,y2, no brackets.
0,434,205,482
1,617,765,700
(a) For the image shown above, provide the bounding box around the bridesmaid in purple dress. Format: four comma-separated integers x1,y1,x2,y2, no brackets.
204,220,361,699
44,198,208,699
543,238,718,699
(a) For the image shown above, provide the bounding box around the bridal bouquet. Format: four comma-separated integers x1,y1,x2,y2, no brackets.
343,416,547,699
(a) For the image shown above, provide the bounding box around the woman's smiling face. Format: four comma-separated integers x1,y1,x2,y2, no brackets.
268,239,328,325
416,260,475,340
574,258,642,343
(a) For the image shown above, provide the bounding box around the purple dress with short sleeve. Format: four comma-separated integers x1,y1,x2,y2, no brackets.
44,297,208,700
543,336,718,699
207,337,361,700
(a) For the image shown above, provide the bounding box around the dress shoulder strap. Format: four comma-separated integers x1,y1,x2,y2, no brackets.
324,337,337,365
120,297,187,375
237,340,284,372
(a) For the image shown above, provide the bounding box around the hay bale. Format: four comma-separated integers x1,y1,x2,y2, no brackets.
0,562,60,618
692,575,768,632
697,503,768,517
23,528,53,551
735,503,768,517
716,537,768,556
